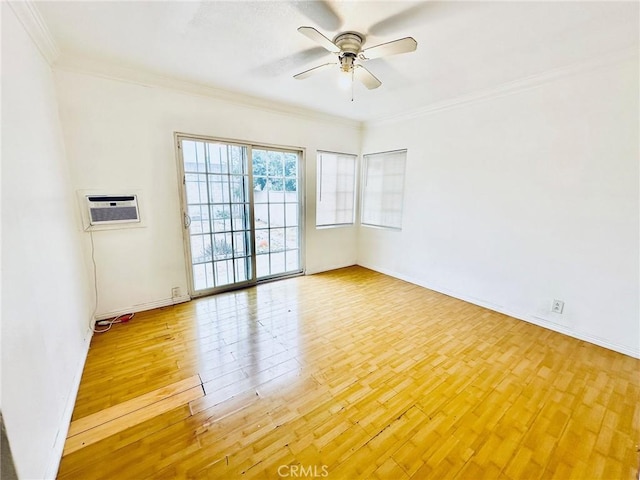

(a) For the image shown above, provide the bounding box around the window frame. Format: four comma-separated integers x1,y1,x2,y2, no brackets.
360,149,407,231
315,150,358,228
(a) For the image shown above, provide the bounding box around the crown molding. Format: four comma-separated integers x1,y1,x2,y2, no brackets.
7,1,60,65
366,45,638,128
53,54,362,130
46,32,635,131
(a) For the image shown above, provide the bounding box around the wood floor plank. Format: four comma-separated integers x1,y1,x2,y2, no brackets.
57,405,193,479
58,266,640,479
67,374,201,437
63,385,204,455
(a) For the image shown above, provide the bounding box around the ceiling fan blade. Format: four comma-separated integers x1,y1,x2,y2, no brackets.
361,37,418,60
354,65,382,90
293,1,342,31
368,3,436,36
293,63,337,80
253,47,329,77
298,26,341,54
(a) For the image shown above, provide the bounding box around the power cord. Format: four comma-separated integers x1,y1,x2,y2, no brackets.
88,229,134,333
94,313,135,332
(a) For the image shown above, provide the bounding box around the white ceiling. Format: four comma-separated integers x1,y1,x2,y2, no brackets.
36,1,639,122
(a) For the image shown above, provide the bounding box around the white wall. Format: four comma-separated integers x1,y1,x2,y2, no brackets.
359,55,639,358
54,69,361,317
1,5,93,478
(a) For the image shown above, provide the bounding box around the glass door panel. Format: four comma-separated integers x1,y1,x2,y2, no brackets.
180,138,254,295
252,148,301,279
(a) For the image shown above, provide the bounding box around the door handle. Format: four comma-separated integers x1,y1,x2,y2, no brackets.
183,212,191,229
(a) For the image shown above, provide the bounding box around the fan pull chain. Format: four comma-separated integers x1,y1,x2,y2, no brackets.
351,68,354,102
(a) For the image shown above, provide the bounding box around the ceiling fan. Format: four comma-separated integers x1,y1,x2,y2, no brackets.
293,26,418,91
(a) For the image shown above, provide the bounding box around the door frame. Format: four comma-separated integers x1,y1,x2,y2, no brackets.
174,132,306,298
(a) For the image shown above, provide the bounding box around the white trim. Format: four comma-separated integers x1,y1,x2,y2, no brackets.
306,262,357,276
94,295,191,321
366,45,638,127
7,1,60,65
53,54,361,129
50,38,635,129
44,327,92,479
358,261,640,360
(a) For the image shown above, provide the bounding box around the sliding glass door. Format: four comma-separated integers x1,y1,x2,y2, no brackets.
177,135,302,296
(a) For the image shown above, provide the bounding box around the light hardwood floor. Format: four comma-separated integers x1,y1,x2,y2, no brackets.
58,266,639,479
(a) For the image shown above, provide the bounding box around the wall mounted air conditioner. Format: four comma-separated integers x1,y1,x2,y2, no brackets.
86,195,140,226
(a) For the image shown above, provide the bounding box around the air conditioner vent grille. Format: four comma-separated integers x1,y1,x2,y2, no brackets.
90,206,139,223
86,194,140,226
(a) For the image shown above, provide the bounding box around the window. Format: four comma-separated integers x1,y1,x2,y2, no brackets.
361,149,407,230
316,151,357,227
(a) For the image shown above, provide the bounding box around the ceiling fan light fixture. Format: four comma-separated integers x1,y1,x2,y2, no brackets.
339,54,355,73
337,68,353,90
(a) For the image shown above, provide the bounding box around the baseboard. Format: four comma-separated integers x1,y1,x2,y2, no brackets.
358,262,640,360
95,295,191,321
306,262,357,276
44,327,93,479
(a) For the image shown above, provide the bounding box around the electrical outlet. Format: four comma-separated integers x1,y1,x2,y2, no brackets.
171,287,181,298
552,299,564,314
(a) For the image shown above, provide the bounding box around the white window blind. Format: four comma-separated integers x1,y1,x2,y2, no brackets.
361,149,407,230
316,151,357,227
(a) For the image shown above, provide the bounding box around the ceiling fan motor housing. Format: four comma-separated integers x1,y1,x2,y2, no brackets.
334,32,363,73
334,32,364,55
